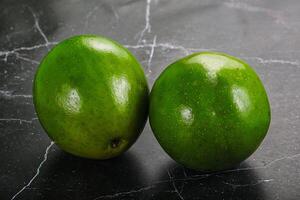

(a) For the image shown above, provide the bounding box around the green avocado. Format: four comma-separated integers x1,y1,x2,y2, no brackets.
33,35,148,159
149,52,271,171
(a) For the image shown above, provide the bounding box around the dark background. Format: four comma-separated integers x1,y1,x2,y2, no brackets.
1,0,300,199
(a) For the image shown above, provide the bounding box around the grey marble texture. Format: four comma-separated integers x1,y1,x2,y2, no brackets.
0,0,300,199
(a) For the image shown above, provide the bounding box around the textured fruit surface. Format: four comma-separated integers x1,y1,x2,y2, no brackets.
149,52,271,171
34,35,148,159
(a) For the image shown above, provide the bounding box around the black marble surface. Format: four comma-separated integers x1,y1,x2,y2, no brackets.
1,0,300,199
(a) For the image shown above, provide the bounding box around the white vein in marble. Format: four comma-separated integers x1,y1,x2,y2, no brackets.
11,141,54,200
29,7,50,50
147,35,157,74
167,170,184,200
224,0,288,27
0,90,32,99
137,0,152,44
221,179,274,188
244,57,300,67
0,118,38,124
0,7,57,63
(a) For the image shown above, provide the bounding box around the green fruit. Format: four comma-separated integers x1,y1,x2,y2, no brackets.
149,52,271,171
33,35,148,159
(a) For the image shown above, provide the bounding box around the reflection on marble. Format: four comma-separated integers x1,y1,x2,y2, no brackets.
1,0,300,199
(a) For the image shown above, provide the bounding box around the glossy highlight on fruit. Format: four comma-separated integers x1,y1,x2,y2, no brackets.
149,52,271,171
33,35,148,159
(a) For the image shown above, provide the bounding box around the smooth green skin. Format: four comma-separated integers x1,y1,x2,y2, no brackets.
149,52,271,171
33,35,148,159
